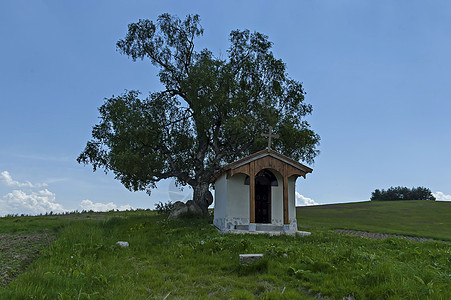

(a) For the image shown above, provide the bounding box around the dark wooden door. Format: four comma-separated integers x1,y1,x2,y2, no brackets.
255,175,271,223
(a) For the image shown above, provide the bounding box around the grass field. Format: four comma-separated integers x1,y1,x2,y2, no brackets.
297,200,451,241
0,201,450,299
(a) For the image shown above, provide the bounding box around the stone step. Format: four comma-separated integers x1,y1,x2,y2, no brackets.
235,224,249,230
235,224,284,231
256,224,283,231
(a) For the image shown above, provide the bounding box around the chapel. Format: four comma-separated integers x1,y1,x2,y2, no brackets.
211,131,312,234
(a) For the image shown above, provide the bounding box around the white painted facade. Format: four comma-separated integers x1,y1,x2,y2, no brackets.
213,169,299,233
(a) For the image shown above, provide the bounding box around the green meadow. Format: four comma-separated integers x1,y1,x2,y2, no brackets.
0,201,450,299
298,200,451,241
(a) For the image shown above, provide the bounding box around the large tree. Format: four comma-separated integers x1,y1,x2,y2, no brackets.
77,14,320,215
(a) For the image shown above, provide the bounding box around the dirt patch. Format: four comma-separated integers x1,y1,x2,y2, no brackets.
0,231,56,286
335,229,440,243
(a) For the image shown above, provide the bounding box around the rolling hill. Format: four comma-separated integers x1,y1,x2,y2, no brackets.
297,200,451,241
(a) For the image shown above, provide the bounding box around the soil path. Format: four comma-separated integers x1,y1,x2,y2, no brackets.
0,231,56,286
335,229,442,243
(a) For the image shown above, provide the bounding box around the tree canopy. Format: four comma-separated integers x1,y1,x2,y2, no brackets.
371,186,436,201
77,14,320,214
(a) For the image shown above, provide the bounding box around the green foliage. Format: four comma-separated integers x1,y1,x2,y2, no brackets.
371,186,436,201
78,13,320,212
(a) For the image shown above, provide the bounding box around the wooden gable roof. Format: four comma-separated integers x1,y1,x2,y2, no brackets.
210,149,313,183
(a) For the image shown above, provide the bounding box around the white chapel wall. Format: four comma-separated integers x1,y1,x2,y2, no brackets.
225,173,249,227
213,173,227,230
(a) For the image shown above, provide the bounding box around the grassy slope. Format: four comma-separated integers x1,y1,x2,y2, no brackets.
1,213,317,299
0,208,450,299
297,200,451,241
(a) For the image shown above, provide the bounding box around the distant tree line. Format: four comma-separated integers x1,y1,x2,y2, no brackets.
371,186,436,201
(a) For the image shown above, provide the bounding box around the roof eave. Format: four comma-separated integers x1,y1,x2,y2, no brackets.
210,149,313,183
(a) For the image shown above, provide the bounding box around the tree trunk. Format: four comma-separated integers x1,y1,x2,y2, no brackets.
192,181,213,215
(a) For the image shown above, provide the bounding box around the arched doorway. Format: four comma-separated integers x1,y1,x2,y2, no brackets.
254,170,278,223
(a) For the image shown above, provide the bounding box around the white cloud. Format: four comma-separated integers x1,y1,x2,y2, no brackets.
295,192,318,206
0,171,134,216
0,170,65,216
80,199,133,212
432,192,451,201
0,171,47,188
0,189,67,216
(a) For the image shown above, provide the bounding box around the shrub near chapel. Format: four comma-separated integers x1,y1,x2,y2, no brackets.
371,186,436,201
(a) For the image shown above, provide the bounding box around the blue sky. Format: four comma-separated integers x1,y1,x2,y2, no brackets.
1,0,451,215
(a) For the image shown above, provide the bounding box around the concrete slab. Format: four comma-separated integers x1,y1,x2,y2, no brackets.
239,253,263,264
223,228,311,236
212,223,311,236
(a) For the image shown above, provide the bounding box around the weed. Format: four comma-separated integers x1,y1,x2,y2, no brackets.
237,258,269,276
154,201,175,214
